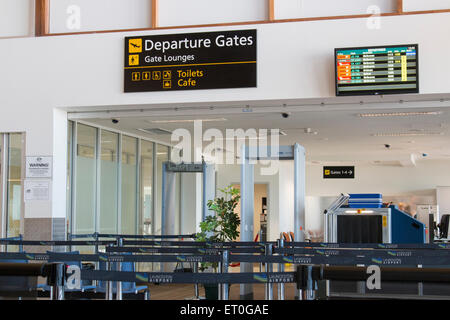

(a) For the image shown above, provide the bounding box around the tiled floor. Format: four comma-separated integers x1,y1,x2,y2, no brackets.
148,282,299,300
142,263,299,300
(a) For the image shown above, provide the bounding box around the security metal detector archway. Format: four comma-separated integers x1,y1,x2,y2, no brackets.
161,161,216,236
240,143,306,299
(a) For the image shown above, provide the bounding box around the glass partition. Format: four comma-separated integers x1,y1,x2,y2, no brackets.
121,135,138,234
154,144,169,235
174,148,181,235
67,121,73,235
99,130,118,234
75,124,97,234
67,121,175,240
140,140,153,235
6,133,23,238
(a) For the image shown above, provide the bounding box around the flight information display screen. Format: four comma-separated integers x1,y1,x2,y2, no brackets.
335,44,418,96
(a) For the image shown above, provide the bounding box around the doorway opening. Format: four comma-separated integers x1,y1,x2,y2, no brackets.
232,183,268,242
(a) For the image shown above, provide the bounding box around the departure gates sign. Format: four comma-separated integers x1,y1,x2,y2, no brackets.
124,30,257,92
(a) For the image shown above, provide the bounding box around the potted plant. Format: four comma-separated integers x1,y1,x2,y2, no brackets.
195,185,240,300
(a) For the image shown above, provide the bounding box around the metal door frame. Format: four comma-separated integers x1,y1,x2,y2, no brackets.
0,133,26,240
0,134,6,239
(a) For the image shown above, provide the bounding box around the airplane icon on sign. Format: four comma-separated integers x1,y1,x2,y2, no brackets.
128,39,143,53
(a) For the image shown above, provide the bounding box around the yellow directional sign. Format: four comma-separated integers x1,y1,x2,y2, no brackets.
323,166,355,179
128,38,142,53
142,72,151,81
132,72,140,81
129,55,139,66
152,71,161,80
163,70,172,80
124,30,257,93
163,80,172,89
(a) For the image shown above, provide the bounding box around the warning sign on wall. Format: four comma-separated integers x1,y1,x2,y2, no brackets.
26,156,52,178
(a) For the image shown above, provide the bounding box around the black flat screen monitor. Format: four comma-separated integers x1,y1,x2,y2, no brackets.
335,44,419,96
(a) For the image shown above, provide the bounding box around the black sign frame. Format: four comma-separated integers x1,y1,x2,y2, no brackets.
124,29,257,92
323,166,355,179
335,44,419,96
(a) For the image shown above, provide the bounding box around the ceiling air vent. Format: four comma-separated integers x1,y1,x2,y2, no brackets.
137,128,173,135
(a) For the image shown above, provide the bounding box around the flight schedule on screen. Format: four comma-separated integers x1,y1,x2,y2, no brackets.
335,45,418,96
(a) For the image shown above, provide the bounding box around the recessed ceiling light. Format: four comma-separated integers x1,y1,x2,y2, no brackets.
218,134,284,141
149,118,227,124
408,129,425,132
303,128,318,135
358,111,442,118
260,130,287,136
209,148,233,154
137,128,172,135
371,132,444,137
221,130,287,138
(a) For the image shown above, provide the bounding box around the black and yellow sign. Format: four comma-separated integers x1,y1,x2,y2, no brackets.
323,166,355,179
124,30,257,92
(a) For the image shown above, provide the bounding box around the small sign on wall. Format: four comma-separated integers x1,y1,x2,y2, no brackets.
26,156,52,178
24,180,50,201
323,166,355,179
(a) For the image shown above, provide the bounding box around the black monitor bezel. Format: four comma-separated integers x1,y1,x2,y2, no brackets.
334,44,419,96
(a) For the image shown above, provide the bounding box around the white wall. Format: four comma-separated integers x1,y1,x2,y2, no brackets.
275,0,396,20
2,13,448,109
403,0,450,12
0,0,33,37
52,109,68,219
50,0,151,33
180,173,200,234
307,160,450,197
159,0,267,27
3,0,449,38
278,161,294,238
0,93,56,219
437,186,450,215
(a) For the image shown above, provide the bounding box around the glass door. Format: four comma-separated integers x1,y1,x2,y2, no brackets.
0,133,25,241
0,134,4,238
6,133,24,238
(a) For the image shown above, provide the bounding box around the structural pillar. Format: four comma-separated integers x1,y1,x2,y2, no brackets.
240,145,254,300
294,143,306,242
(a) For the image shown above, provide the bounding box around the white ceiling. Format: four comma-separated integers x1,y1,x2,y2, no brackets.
72,93,450,166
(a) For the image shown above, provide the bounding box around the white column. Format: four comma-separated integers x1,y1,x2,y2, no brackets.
294,143,306,242
240,145,254,299
278,161,294,238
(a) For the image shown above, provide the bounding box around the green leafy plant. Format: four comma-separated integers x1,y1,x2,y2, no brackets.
196,185,240,271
